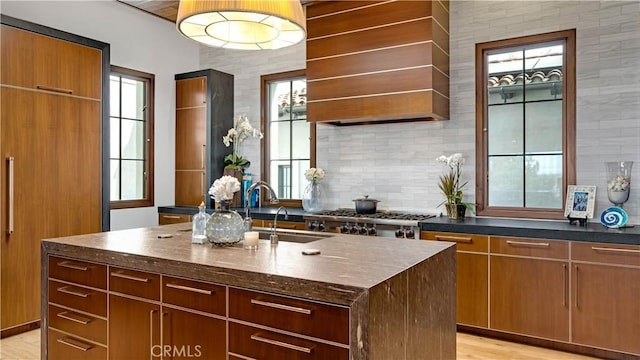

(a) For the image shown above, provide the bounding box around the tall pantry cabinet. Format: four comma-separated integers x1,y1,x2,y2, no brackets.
0,16,109,336
175,70,233,209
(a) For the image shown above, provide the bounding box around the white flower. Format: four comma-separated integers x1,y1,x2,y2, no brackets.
221,115,262,147
208,175,241,202
304,168,325,183
608,175,630,192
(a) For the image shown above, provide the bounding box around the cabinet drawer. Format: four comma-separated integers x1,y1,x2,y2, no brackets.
49,280,106,317
109,267,160,301
163,276,226,315
229,288,349,345
422,231,488,252
49,304,106,345
263,220,306,230
49,256,106,289
229,322,349,360
48,329,106,360
572,242,640,267
490,236,568,259
159,213,192,225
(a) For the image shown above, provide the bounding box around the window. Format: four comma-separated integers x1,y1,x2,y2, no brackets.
110,66,154,208
475,30,576,219
261,69,315,207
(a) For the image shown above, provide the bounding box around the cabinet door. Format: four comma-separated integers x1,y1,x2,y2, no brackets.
175,107,206,170
176,77,207,108
175,171,206,207
572,264,640,355
1,25,102,99
109,295,161,360
1,88,101,330
457,252,488,327
490,256,569,341
162,307,226,360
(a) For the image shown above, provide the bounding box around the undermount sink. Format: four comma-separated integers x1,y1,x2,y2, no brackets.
253,227,334,244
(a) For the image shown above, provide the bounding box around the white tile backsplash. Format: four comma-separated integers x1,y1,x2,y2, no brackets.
200,1,640,224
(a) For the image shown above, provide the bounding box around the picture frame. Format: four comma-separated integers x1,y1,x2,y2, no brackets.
564,185,596,219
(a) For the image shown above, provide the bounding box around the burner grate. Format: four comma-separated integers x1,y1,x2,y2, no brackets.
319,209,436,221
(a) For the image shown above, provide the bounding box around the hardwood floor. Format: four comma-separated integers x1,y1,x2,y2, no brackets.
1,329,600,359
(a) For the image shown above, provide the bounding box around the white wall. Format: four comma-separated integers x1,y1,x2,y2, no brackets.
202,1,640,224
2,0,201,230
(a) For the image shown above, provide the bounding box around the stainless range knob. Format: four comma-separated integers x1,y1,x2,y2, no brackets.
395,229,405,238
340,223,351,234
359,226,368,235
405,227,415,239
308,221,317,231
318,222,326,232
351,224,361,234
367,226,377,236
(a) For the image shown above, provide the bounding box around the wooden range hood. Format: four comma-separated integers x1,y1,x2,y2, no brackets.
306,0,449,126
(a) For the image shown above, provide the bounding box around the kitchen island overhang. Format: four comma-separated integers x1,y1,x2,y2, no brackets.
41,223,456,359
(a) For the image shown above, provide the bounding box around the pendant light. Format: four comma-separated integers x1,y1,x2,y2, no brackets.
177,0,306,50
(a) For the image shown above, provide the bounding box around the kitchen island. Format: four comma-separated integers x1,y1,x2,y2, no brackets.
41,223,456,359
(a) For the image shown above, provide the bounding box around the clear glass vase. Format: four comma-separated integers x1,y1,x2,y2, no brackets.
605,161,633,206
302,181,324,213
206,200,244,246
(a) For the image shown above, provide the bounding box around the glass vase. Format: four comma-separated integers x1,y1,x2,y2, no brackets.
206,200,244,246
605,161,633,206
302,181,324,213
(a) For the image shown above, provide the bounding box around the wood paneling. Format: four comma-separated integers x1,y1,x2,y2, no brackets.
163,308,226,360
306,0,449,124
307,1,433,39
163,276,226,315
48,329,107,360
491,236,568,259
158,213,191,225
48,304,107,345
175,108,206,170
49,256,107,289
48,280,107,317
571,242,640,266
109,267,160,301
109,294,160,360
457,252,489,327
423,231,489,252
175,171,206,207
176,77,206,108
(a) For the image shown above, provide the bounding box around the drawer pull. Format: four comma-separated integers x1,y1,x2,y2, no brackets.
250,334,313,354
111,271,150,283
57,261,89,271
162,215,182,219
166,283,213,295
57,337,92,351
57,311,92,325
434,235,473,243
57,286,91,298
591,246,640,254
36,85,74,94
506,240,550,248
250,299,313,315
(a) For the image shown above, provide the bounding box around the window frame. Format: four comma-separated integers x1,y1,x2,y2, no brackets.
475,29,576,219
109,65,155,209
260,69,315,208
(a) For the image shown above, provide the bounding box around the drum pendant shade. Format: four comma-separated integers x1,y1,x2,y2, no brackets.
177,0,306,50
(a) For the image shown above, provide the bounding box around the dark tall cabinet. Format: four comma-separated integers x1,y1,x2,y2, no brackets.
175,70,233,209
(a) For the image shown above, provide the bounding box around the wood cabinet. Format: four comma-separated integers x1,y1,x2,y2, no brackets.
46,256,107,359
228,287,349,359
175,70,233,208
262,220,306,230
159,213,192,225
422,231,489,328
306,1,449,125
1,18,108,335
570,242,640,355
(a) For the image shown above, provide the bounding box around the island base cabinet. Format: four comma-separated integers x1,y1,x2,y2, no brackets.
572,264,640,355
229,322,349,360
490,256,569,341
162,307,226,360
108,295,160,360
48,329,106,360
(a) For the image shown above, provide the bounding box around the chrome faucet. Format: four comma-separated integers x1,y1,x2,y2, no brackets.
270,206,289,245
244,181,279,230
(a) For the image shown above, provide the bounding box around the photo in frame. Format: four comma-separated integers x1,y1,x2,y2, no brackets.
564,185,596,219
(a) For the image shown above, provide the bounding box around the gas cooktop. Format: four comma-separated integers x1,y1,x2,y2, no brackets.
304,208,439,227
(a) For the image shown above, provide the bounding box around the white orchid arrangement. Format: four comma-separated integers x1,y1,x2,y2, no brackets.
223,114,263,170
208,175,241,203
304,168,325,184
436,153,473,212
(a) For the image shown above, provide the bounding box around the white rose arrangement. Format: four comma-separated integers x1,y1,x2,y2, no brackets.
208,175,241,203
304,168,325,184
223,114,263,170
607,175,630,192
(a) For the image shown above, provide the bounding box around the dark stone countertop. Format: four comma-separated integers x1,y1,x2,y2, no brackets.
42,223,453,305
420,216,640,245
158,205,307,222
